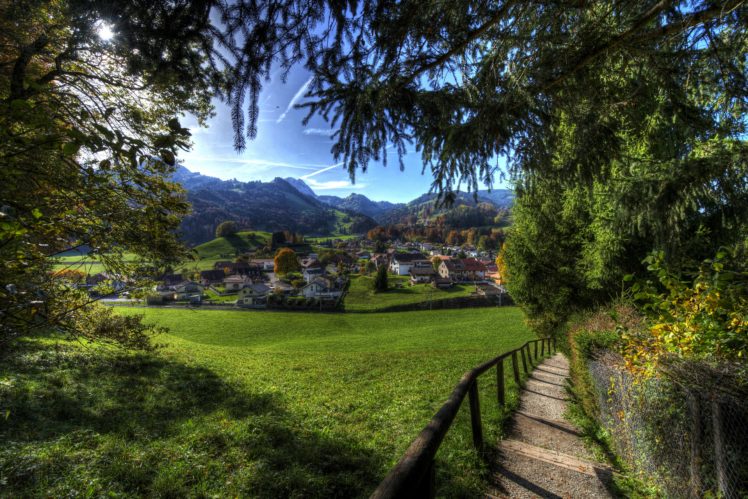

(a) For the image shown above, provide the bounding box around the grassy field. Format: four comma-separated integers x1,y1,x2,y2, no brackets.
0,307,540,497
183,231,271,271
345,274,474,311
49,232,353,277
51,252,139,276
305,234,359,243
204,288,239,303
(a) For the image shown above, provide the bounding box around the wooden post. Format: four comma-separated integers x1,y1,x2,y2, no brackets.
552,337,557,352
511,351,520,385
524,344,531,366
534,341,538,361
468,380,483,452
497,361,505,407
414,459,436,499
687,391,702,498
520,346,529,374
712,397,734,499
540,339,545,357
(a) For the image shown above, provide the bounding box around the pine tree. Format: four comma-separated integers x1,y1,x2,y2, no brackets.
374,265,389,293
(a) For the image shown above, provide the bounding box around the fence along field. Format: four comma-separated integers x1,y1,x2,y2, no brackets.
0,307,537,497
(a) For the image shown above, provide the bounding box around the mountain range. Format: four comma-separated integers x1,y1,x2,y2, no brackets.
173,166,513,244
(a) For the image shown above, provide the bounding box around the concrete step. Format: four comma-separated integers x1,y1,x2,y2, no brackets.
487,441,614,499
506,411,597,462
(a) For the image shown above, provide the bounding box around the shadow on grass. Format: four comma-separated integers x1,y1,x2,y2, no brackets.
223,233,255,253
0,340,384,497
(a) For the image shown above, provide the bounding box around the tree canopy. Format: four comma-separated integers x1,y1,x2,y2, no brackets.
2,0,746,345
0,0,213,344
215,221,239,238
206,1,747,196
274,247,300,274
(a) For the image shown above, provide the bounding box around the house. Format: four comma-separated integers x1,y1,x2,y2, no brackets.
439,260,463,281
462,258,487,281
86,272,127,294
329,253,353,266
173,281,204,300
251,258,275,271
389,253,427,275
212,261,262,277
439,258,487,282
160,273,183,286
223,274,252,291
463,258,486,281
420,242,434,252
302,266,324,283
237,283,271,307
300,257,320,269
153,284,177,300
301,277,343,299
213,261,234,272
409,266,436,284
200,269,225,286
270,280,294,295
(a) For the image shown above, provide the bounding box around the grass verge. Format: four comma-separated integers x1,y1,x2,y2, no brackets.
1,307,536,497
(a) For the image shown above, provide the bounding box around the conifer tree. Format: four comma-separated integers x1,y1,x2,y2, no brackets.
374,265,389,293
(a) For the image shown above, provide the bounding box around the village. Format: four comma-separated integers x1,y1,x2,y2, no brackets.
134,237,506,310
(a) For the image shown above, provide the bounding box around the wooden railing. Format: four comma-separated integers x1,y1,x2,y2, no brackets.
370,337,556,499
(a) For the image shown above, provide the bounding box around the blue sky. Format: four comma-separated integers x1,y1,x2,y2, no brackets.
180,68,507,203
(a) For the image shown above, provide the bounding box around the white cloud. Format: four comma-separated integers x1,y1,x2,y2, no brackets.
302,128,336,136
276,77,313,123
185,156,322,171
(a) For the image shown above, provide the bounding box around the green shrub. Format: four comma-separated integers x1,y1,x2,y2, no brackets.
625,246,748,377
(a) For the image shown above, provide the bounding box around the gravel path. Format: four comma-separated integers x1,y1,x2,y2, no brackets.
486,353,614,498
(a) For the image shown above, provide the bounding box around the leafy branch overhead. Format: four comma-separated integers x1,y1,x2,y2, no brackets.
209,0,747,195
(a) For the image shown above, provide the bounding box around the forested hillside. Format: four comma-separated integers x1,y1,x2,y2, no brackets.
174,167,513,242
173,168,377,244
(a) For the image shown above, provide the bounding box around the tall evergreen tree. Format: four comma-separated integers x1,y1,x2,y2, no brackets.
374,265,389,293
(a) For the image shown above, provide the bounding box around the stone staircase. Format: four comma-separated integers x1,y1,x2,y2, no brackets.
486,354,615,498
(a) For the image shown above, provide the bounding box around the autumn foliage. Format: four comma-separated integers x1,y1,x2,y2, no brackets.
274,248,299,275
623,248,748,376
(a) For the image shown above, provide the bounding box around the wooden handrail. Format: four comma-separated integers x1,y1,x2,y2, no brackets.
370,337,555,499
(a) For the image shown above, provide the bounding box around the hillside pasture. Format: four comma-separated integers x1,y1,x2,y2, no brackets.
0,307,537,497
184,231,271,270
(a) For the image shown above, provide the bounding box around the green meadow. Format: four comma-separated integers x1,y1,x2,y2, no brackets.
184,231,272,271
51,252,139,276
0,307,540,497
49,232,273,275
305,234,359,243
344,274,474,311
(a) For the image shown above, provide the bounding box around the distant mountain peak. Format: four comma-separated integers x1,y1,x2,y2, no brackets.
283,177,317,198
171,169,376,245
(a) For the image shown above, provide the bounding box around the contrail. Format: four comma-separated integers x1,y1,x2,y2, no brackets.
300,161,345,179
276,77,313,123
